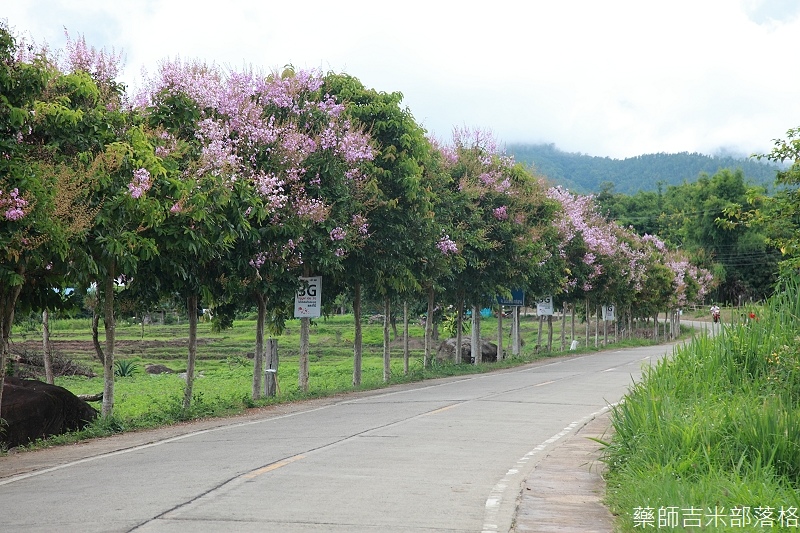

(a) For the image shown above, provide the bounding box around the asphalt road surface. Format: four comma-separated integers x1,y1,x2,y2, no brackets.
0,333,703,533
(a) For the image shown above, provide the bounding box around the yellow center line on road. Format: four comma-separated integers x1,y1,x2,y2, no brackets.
424,404,460,416
243,454,306,479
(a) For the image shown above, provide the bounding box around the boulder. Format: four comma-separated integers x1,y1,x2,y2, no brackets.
145,363,174,374
0,377,98,449
436,338,500,363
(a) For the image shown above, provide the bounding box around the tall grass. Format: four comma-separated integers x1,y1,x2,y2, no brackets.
602,277,800,531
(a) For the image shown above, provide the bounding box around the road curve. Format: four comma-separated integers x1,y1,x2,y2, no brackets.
0,331,706,533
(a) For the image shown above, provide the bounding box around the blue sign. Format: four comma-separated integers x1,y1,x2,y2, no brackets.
497,290,524,306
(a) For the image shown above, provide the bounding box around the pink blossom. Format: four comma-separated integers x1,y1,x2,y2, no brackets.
437,234,459,255
352,214,369,236
127,168,152,199
492,206,508,221
329,227,346,241
0,188,29,221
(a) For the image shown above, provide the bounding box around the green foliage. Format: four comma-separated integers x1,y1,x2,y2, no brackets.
114,359,139,377
598,168,780,304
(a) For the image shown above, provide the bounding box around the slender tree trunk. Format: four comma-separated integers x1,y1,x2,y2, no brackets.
455,291,464,364
403,301,409,375
383,297,391,382
496,306,503,361
424,286,434,368
560,303,566,351
653,312,659,340
594,305,600,348
42,308,53,384
570,303,576,344
547,314,554,351
102,271,116,418
183,293,198,411
353,283,362,386
584,299,590,347
513,306,521,355
471,305,481,364
604,315,608,346
91,308,105,366
252,293,266,400
265,338,279,397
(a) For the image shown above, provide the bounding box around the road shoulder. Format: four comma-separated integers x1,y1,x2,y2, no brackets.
513,411,615,533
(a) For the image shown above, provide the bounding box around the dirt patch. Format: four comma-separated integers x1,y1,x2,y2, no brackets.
10,337,212,359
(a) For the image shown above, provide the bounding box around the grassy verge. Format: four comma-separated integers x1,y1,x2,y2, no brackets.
601,281,800,531
6,310,675,452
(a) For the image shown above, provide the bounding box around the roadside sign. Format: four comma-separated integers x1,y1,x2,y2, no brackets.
294,276,322,318
602,304,615,321
536,296,554,316
497,289,525,307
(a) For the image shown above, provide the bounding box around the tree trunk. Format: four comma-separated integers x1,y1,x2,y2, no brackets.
653,312,659,340
383,297,391,382
455,291,464,364
560,303,566,351
571,303,576,344
594,305,600,348
183,293,198,411
547,314,553,351
42,308,54,384
265,338,279,397
91,309,105,366
424,286,434,368
496,306,503,361
102,271,116,417
403,301,409,375
471,305,481,364
252,293,266,400
584,299,590,347
353,283,362,386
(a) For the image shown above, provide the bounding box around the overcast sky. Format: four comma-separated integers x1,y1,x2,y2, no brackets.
4,0,800,159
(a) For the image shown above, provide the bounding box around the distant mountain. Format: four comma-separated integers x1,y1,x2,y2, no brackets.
506,143,782,194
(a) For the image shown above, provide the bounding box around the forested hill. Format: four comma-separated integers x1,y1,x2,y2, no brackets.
506,143,781,194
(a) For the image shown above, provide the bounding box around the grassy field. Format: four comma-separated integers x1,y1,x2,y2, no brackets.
601,285,800,531
5,307,672,448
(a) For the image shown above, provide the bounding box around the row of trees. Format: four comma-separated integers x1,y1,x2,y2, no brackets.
1,25,719,418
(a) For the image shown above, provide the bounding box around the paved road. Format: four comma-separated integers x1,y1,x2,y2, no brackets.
0,334,701,533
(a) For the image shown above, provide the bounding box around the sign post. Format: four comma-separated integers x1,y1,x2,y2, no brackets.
497,290,525,356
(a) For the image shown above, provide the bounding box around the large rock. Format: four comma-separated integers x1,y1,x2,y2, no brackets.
436,338,500,363
0,377,98,449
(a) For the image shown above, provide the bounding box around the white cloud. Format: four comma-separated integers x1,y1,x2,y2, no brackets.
4,0,800,159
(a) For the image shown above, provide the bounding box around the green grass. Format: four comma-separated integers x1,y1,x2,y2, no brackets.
601,279,800,531
6,310,672,451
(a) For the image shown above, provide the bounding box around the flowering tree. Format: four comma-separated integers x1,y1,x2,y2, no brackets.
0,26,125,414
135,63,374,400
321,73,438,384
440,127,557,363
